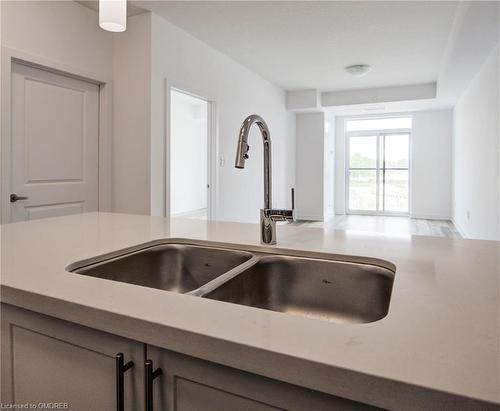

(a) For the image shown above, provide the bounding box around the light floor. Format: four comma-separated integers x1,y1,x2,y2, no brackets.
292,215,461,238
174,209,461,238
171,208,207,220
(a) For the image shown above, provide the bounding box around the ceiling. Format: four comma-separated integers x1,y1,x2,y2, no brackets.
139,1,459,92
75,0,146,17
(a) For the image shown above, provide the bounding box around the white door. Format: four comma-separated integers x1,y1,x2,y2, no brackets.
10,63,99,222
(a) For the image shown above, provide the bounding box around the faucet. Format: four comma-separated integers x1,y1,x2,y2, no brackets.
235,114,293,245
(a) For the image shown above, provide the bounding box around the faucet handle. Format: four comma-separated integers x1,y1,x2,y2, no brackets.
263,208,294,222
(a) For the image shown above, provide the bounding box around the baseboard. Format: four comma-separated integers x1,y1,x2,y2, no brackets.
452,218,468,238
323,212,335,221
410,214,452,221
295,215,323,222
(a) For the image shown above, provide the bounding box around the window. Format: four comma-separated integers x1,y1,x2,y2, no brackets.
346,117,411,215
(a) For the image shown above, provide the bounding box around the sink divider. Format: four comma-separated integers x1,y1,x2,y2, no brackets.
186,255,262,297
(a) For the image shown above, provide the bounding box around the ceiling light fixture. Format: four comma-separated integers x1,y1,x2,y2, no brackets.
345,64,372,77
99,0,127,32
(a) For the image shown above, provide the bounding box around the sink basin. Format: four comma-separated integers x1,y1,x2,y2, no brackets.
68,239,395,324
203,255,394,323
71,243,253,293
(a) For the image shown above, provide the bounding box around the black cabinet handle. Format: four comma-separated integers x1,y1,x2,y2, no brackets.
145,360,162,411
116,353,134,411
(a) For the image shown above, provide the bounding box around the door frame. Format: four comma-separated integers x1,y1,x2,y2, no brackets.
345,126,412,216
0,47,113,223
164,82,217,221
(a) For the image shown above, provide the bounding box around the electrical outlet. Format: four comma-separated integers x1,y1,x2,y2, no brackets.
466,210,470,220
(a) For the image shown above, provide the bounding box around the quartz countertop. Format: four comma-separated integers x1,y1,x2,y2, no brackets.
1,212,498,410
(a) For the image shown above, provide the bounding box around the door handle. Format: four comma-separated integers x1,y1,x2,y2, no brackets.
145,359,162,411
10,194,29,203
116,353,134,411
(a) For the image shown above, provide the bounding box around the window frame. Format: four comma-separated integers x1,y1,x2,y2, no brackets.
345,116,412,216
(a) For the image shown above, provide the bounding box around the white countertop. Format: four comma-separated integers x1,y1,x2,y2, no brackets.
1,212,499,410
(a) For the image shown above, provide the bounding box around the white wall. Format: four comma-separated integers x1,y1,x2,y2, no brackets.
1,1,113,81
411,110,453,219
1,3,156,216
170,90,208,215
452,45,499,240
335,111,453,218
1,3,295,222
324,115,335,220
437,1,500,105
322,83,437,107
112,13,152,215
295,112,325,220
1,1,114,217
150,14,295,223
334,118,347,215
0,4,2,212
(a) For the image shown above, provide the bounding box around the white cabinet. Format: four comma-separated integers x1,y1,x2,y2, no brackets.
1,304,144,411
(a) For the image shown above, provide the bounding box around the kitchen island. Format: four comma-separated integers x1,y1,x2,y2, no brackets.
1,212,499,410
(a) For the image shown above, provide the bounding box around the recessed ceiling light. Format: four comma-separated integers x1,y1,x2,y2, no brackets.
345,64,372,77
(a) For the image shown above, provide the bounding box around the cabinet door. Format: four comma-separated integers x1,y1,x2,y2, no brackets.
147,345,380,411
1,304,144,411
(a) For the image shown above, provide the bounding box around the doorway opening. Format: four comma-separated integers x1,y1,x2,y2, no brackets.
169,88,213,220
345,116,411,215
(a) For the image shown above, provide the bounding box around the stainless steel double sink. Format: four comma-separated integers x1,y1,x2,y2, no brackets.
67,240,395,324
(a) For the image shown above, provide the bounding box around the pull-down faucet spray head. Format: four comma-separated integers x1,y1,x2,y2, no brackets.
235,138,249,169
234,114,272,209
235,116,258,169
